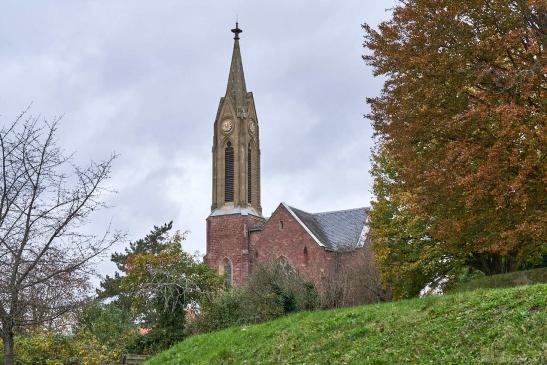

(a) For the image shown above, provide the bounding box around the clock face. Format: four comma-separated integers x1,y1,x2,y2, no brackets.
222,120,233,133
249,120,256,134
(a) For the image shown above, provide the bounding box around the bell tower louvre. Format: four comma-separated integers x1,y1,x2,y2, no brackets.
204,23,265,286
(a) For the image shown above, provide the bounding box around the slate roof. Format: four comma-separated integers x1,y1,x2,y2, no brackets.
284,203,369,251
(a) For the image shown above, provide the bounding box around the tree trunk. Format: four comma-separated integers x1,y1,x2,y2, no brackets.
3,330,15,365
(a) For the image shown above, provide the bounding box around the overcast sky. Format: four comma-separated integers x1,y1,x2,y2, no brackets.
0,1,396,279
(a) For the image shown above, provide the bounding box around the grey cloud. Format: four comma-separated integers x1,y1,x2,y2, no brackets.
0,0,395,279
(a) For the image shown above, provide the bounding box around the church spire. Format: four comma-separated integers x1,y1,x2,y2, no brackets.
210,22,261,216
226,22,247,113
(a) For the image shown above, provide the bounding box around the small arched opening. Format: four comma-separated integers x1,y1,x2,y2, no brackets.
219,257,232,287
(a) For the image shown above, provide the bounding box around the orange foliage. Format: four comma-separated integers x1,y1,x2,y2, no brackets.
364,0,546,274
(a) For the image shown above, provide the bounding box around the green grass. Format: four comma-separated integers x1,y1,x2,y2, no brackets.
452,267,547,293
145,284,547,365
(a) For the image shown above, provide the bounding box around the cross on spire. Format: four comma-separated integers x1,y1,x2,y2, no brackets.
231,22,242,40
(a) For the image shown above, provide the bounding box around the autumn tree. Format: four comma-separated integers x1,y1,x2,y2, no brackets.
99,224,223,354
368,145,454,298
364,0,546,278
98,222,175,313
0,110,119,365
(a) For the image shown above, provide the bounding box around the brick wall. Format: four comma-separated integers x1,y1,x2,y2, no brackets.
205,205,386,302
252,204,337,288
205,213,265,286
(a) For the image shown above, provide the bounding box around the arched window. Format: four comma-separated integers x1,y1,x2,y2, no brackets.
219,257,232,287
224,142,234,202
276,256,294,274
247,143,252,203
303,246,309,265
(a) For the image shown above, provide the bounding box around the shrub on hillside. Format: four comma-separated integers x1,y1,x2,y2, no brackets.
245,261,319,313
185,289,253,334
319,248,390,308
76,301,138,357
1,329,116,365
451,267,547,293
187,261,318,335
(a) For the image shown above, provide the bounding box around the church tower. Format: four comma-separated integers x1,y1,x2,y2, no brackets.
210,22,262,215
205,23,264,286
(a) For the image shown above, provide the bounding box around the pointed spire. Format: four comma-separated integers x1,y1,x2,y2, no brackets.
226,22,247,114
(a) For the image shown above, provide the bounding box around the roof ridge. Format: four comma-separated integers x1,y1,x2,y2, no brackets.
313,207,368,215
289,205,369,216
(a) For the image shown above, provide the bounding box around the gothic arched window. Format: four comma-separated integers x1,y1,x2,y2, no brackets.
225,142,234,202
247,143,252,204
220,257,232,287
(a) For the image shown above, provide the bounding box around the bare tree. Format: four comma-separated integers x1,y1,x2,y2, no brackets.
0,109,120,365
321,244,390,308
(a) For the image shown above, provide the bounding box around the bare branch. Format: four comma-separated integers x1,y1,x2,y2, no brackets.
0,109,121,364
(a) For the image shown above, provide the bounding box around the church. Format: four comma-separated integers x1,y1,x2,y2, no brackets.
204,24,380,296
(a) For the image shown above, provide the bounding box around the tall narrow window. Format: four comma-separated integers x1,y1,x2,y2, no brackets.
225,142,234,202
220,258,232,286
247,143,252,203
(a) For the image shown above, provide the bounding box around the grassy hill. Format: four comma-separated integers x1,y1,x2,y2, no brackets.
145,283,546,365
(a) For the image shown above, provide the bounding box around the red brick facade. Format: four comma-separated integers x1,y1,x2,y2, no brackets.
205,204,377,293
251,204,337,287
204,213,265,287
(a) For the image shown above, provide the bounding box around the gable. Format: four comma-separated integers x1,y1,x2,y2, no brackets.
254,203,320,246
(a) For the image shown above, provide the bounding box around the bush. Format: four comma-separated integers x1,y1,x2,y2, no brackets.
185,289,251,334
126,324,184,355
451,267,547,293
245,261,319,314
2,329,116,365
76,301,138,357
319,249,390,307
187,261,318,335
